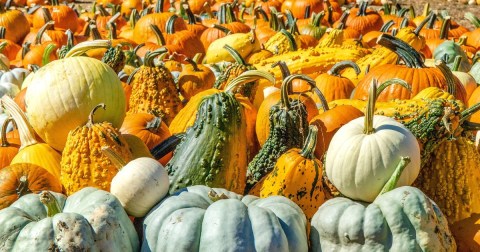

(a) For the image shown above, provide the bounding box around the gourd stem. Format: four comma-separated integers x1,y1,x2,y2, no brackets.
87,103,106,126
382,3,391,16
212,24,232,35
377,33,425,69
399,17,408,29
397,8,409,18
208,190,229,202
39,191,62,217
0,96,38,149
304,5,311,19
143,48,168,67
279,29,297,51
185,57,200,72
464,12,480,28
1,117,12,147
254,6,269,22
460,103,480,123
312,11,325,27
146,116,162,132
413,12,434,36
364,79,377,134
97,4,110,16
129,9,138,28
184,4,196,24
41,43,56,66
378,156,411,196
224,70,275,93
426,13,437,29
150,133,184,159
452,55,462,72
0,27,5,39
65,40,111,58
421,3,430,17
327,5,334,26
436,60,456,96
335,11,349,29
380,20,394,33
155,0,164,13
166,14,179,34
108,13,121,40
35,21,55,45
101,146,127,170
89,21,103,40
409,5,416,18
328,61,360,77
150,24,166,46
16,176,32,198
299,125,318,159
439,17,450,40
41,7,53,23
223,44,247,66
357,1,368,17
0,41,7,53
462,121,480,131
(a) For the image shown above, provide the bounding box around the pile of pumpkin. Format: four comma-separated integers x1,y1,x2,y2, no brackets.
2,0,480,250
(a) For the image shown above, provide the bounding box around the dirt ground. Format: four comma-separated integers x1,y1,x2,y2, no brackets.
399,0,480,30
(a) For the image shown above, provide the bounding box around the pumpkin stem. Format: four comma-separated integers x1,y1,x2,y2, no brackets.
212,24,232,35
380,20,395,33
184,4,197,24
436,60,457,96
107,13,121,40
184,57,200,72
0,49,8,71
312,11,325,28
439,16,450,40
87,103,106,127
58,29,75,59
150,133,184,159
426,13,437,29
143,48,169,67
465,12,480,28
272,61,291,81
300,125,318,159
1,117,13,147
39,191,62,217
146,116,162,132
35,20,55,45
279,29,298,52
377,156,411,196
41,7,54,23
254,6,269,22
0,26,6,39
413,12,434,36
166,14,179,34
101,146,127,170
376,33,426,69
89,21,103,40
0,96,38,149
223,44,247,66
150,24,167,46
16,176,32,198
460,103,480,124
224,70,275,93
65,40,111,58
452,55,462,72
208,190,229,202
129,9,139,29
41,43,56,66
328,61,360,77
357,1,369,17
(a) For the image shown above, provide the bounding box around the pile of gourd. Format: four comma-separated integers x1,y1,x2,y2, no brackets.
1,0,480,250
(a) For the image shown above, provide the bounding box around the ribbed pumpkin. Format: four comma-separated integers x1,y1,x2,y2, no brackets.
257,125,325,220
23,40,126,151
178,57,215,101
0,117,19,169
0,163,62,210
0,0,30,44
60,104,133,195
1,96,62,179
120,112,171,150
344,1,383,35
127,48,183,125
314,60,359,102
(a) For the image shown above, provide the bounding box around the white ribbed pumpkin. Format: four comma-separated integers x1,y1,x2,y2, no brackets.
24,42,125,151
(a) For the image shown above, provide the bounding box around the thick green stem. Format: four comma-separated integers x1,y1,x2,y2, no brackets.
150,133,184,159
254,6,269,22
465,12,480,28
155,0,164,13
357,1,368,17
328,61,360,77
280,29,297,51
149,24,166,46
65,40,111,58
452,55,462,72
166,14,179,34
39,191,62,217
436,60,457,96
224,70,275,93
16,176,32,198
0,51,8,71
143,48,168,67
35,21,54,45
300,125,318,159
439,16,450,40
41,43,56,66
399,17,408,29
223,44,247,66
377,33,426,69
413,12,434,36
380,20,395,33
185,57,200,72
101,146,127,171
378,156,411,196
0,26,5,39
460,103,480,124
426,13,437,29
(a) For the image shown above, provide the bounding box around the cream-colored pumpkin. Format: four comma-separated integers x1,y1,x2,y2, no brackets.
325,79,421,202
24,53,125,151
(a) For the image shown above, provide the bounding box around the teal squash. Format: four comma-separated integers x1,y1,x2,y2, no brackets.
433,40,471,72
141,185,308,252
0,187,139,251
470,58,480,84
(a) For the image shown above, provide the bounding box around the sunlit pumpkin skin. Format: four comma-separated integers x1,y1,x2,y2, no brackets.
132,10,187,44
166,92,248,194
0,163,62,210
121,134,154,159
32,3,78,33
142,185,308,252
345,1,383,35
258,125,325,220
60,104,133,196
0,188,139,251
281,0,323,20
314,61,359,103
310,105,364,160
0,118,19,169
0,27,21,61
0,4,29,44
127,49,183,125
178,58,216,101
120,113,171,150
24,54,126,151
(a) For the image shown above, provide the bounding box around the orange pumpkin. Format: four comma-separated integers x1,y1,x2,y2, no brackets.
0,118,19,169
315,60,359,102
0,163,63,210
0,0,30,44
31,0,78,33
281,0,323,20
0,27,20,61
120,112,172,151
345,1,383,35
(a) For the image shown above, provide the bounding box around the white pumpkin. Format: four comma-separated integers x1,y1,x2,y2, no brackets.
103,147,170,217
0,82,19,98
325,79,421,202
0,68,29,88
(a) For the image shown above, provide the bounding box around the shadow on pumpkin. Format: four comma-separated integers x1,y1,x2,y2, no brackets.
450,213,480,252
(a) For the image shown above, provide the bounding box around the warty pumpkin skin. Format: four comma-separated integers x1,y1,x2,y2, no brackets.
0,163,62,210
127,49,183,125
0,188,139,251
259,125,326,220
142,185,308,252
311,158,456,252
24,41,126,151
60,104,133,195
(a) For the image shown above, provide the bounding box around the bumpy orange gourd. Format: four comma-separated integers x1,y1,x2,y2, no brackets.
258,125,325,220
60,104,133,195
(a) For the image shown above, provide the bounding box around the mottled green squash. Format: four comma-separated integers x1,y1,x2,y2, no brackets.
246,74,309,191
102,45,126,73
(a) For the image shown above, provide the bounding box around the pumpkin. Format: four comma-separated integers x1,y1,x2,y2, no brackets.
60,104,133,195
101,45,126,74
0,117,18,168
120,112,171,151
0,188,139,251
314,60,359,102
281,0,323,20
0,60,29,88
122,134,154,160
142,185,308,252
183,3,207,37
164,15,205,60
345,1,384,35
178,56,215,100
0,163,62,210
0,27,21,61
127,48,183,125
246,74,310,191
31,0,78,33
450,56,477,101
1,96,62,179
433,39,472,73
311,157,457,251
204,30,260,64
257,125,326,220
300,11,328,40
102,147,169,217
325,79,421,202
23,40,126,151
0,0,29,44
464,12,480,50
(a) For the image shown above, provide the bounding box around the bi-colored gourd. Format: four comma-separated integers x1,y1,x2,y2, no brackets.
325,79,421,202
0,188,139,251
60,104,133,195
142,185,308,252
311,157,457,251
